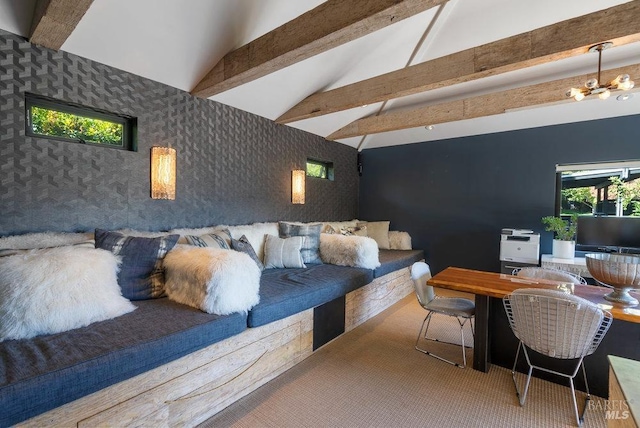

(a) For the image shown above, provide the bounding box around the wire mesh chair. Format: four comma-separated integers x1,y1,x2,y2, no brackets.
503,288,612,426
512,267,587,285
410,262,475,368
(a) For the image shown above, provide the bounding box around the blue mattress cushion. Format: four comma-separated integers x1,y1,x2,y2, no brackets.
0,298,247,427
375,249,424,278
248,264,373,327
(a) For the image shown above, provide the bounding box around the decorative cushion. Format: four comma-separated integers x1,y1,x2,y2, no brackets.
227,222,279,262
263,235,306,269
95,229,179,300
389,231,412,250
164,246,261,315
231,235,264,270
319,234,381,269
321,224,339,234
183,228,232,249
357,221,390,249
0,246,136,342
322,220,358,232
341,225,367,236
279,222,323,264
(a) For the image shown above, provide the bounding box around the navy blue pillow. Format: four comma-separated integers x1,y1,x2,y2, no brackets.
95,229,179,300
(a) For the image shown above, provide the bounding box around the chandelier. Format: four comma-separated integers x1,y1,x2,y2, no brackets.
566,42,635,101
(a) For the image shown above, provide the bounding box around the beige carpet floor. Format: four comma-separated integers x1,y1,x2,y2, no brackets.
200,291,607,428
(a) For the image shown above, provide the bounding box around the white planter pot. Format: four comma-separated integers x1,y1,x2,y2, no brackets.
552,240,575,259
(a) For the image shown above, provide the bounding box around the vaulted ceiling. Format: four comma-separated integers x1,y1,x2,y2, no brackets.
1,0,639,150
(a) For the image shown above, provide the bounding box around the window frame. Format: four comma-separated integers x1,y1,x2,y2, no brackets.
25,93,137,151
306,158,334,181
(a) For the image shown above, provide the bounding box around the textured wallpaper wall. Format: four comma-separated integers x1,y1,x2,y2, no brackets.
0,30,359,236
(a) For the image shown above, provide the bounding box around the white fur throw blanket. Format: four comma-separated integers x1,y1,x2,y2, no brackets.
164,246,261,315
320,234,380,269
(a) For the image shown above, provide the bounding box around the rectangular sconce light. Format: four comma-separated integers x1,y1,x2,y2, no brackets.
292,170,305,204
151,146,176,200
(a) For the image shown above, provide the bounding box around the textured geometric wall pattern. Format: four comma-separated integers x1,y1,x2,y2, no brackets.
0,30,359,236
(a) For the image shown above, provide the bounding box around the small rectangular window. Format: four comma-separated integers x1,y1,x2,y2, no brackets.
25,93,136,151
306,159,334,180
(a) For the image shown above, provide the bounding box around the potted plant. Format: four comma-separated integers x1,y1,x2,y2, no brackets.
541,214,578,259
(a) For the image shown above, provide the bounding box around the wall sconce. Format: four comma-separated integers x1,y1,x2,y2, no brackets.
291,170,305,204
151,146,176,200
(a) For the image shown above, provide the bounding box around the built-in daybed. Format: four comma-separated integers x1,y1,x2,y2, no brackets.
0,222,423,427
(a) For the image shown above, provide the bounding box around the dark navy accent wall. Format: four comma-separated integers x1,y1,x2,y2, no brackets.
0,30,359,236
359,115,640,273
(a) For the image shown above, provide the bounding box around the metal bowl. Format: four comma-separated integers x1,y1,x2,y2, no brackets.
585,253,640,305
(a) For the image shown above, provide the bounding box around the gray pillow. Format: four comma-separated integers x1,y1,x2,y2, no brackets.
231,235,264,271
263,235,305,269
279,222,322,264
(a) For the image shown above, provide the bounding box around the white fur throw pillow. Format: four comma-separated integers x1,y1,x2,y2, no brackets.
164,247,261,315
319,234,381,269
0,247,136,342
389,231,412,250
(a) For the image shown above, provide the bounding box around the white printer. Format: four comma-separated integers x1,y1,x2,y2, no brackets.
500,228,540,266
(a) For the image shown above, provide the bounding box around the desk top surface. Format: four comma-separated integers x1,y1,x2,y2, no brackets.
427,266,640,324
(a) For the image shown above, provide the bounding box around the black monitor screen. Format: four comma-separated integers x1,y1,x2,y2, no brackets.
577,216,640,249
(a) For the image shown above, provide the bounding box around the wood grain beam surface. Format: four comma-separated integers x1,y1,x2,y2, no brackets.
29,0,94,50
327,63,640,140
279,1,640,124
191,0,446,98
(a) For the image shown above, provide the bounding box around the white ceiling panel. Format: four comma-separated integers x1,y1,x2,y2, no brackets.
1,0,637,150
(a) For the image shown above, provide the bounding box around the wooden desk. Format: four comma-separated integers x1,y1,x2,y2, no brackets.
427,267,640,372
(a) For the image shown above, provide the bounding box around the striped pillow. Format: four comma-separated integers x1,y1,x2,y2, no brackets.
183,228,232,249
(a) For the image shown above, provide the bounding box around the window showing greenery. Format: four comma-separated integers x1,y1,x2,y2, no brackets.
25,94,136,150
557,161,640,217
306,159,334,180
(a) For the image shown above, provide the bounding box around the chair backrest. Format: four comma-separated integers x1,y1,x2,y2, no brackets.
503,288,612,359
514,267,586,285
411,262,435,307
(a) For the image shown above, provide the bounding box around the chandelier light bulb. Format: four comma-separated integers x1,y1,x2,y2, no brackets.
566,88,581,98
585,78,598,89
574,92,585,101
618,74,630,84
598,89,611,100
619,80,635,91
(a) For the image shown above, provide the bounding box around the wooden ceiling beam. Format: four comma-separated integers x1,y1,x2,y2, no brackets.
279,1,640,124
327,63,640,140
29,0,94,50
190,0,447,99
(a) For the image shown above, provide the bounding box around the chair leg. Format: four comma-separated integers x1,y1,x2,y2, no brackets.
459,317,466,368
570,360,590,426
415,313,471,368
511,346,590,427
510,342,533,406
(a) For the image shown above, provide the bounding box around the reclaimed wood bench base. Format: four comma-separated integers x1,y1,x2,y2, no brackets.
19,266,415,427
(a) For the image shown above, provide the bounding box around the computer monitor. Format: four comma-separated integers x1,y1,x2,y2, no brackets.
577,216,640,251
